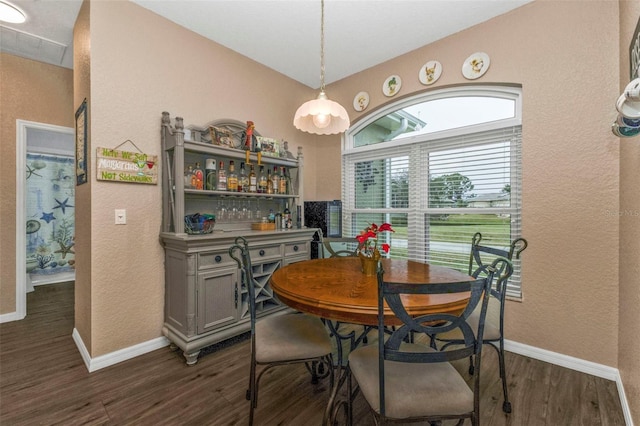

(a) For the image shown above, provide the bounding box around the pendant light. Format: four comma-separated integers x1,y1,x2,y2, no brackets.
293,0,350,135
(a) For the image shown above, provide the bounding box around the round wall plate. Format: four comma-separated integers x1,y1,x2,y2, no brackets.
419,60,442,85
382,75,402,97
353,91,370,111
462,52,490,80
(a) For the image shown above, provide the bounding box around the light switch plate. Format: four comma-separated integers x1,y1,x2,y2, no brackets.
115,209,126,225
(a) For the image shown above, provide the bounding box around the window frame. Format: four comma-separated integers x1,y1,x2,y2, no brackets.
342,85,524,298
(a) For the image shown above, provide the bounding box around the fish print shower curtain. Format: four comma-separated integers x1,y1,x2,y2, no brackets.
26,153,75,279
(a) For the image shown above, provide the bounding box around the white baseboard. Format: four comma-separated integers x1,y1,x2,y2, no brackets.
72,328,170,373
505,339,634,426
0,311,24,323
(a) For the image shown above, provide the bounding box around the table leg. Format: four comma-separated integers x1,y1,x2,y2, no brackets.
322,321,371,426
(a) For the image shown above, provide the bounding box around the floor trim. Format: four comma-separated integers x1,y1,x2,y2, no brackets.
505,339,633,426
69,330,632,425
72,328,170,373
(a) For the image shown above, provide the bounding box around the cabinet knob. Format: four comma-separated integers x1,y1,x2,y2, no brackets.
215,255,222,263
259,249,265,256
293,245,299,252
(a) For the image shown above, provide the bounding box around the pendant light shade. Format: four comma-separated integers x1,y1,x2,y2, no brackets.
293,0,350,135
294,91,350,135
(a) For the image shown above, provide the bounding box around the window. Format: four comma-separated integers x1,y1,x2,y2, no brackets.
342,86,524,297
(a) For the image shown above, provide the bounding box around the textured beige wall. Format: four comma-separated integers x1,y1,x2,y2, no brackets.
0,53,73,313
326,1,622,366
618,1,640,422
73,0,92,352
85,1,318,356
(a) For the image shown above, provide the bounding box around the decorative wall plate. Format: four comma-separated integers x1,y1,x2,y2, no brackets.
462,52,490,80
353,91,370,112
382,75,402,97
419,60,442,85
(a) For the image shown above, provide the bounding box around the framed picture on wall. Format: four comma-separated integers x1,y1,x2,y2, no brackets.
75,99,88,185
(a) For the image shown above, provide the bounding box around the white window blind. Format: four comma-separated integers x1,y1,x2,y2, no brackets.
342,87,524,297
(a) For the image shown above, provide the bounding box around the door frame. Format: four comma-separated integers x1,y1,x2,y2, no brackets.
13,120,74,321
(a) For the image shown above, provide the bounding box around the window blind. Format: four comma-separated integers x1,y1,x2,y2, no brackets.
343,107,523,297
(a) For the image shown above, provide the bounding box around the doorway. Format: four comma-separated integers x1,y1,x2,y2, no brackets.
15,120,75,320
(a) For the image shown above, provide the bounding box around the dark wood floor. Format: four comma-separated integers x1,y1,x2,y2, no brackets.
0,282,625,425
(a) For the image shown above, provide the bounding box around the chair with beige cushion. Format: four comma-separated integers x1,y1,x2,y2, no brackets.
347,257,511,425
229,236,334,425
436,232,526,414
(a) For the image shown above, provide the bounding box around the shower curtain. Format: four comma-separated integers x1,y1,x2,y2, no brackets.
26,152,75,283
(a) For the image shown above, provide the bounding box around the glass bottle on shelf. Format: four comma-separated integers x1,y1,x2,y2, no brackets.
266,167,274,194
258,165,268,194
271,165,280,194
227,160,238,192
238,162,248,192
192,162,204,190
184,164,194,189
283,202,292,229
217,160,227,191
278,166,287,195
249,164,257,193
205,158,216,190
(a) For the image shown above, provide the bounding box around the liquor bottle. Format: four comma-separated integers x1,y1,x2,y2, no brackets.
283,202,291,229
216,160,227,191
278,166,287,195
271,166,280,194
238,162,249,192
227,160,237,191
205,158,216,190
258,165,268,194
266,167,274,194
192,162,204,190
249,164,257,193
184,164,194,189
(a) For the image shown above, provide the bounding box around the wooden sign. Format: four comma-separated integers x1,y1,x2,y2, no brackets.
96,147,158,184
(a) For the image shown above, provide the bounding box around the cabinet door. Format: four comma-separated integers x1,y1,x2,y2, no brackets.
197,266,240,334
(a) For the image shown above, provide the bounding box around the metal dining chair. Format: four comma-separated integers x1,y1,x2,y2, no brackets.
347,257,512,425
317,233,360,258
435,232,527,414
229,236,334,425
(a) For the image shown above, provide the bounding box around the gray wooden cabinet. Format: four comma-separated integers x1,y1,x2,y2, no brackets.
160,113,315,364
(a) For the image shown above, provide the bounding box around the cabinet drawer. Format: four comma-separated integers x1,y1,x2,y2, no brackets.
284,241,309,258
199,251,237,270
250,245,281,261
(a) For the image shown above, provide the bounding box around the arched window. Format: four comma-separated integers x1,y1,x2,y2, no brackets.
342,86,524,297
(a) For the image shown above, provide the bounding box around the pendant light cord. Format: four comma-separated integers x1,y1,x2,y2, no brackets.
320,0,325,92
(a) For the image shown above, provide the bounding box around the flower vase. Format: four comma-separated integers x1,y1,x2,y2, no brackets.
359,249,381,276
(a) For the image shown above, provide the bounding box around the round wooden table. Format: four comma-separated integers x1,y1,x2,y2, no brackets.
270,257,473,326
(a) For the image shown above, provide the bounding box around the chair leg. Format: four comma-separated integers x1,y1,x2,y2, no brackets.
498,339,511,413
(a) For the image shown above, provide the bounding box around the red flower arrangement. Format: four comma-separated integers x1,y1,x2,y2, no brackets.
356,222,395,257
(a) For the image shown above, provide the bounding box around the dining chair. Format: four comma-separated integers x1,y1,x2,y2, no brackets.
347,257,511,425
229,236,334,425
317,232,360,258
315,231,373,361
435,232,527,414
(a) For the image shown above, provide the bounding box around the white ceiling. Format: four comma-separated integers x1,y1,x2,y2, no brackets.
1,0,533,89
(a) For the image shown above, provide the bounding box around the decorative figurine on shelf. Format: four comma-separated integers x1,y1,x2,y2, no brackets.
283,140,296,159
244,121,254,164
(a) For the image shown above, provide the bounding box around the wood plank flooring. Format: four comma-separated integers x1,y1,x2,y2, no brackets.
0,282,625,425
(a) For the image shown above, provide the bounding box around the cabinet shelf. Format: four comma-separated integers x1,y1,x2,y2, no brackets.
184,189,299,199
179,139,299,168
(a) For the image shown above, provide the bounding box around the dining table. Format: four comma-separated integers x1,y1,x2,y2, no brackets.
269,256,474,425
270,257,473,326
